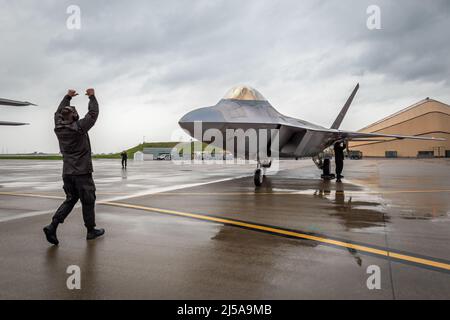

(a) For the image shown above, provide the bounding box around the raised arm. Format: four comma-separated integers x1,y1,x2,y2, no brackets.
79,88,99,133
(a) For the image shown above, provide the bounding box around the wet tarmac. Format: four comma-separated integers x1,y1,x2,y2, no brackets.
0,158,449,299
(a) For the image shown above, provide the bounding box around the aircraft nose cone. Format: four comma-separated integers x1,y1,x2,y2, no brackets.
178,107,224,134
178,109,198,133
178,109,199,124
179,107,223,123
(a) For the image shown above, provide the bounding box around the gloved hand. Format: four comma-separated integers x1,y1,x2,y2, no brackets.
85,88,95,97
67,89,79,97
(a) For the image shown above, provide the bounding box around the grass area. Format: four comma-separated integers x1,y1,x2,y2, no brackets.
0,155,62,160
94,141,211,159
0,141,211,160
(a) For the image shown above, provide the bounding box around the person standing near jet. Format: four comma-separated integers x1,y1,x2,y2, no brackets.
43,88,105,245
120,151,128,169
334,140,347,183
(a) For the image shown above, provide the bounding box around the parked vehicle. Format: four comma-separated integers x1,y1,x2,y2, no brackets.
156,154,171,160
347,150,363,160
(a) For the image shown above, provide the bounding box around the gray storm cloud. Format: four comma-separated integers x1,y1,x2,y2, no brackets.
0,0,449,153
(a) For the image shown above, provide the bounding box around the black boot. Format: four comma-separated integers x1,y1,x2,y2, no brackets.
43,223,59,245
87,228,105,240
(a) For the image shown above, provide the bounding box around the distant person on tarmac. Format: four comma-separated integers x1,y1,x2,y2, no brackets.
334,141,346,183
121,151,128,169
43,88,105,245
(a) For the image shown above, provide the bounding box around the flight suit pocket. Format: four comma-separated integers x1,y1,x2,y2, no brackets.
80,185,96,205
62,180,78,202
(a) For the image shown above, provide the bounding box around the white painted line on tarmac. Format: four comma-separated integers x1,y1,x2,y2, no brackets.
0,208,57,223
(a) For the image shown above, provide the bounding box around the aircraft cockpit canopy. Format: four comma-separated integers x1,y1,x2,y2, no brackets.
223,85,267,101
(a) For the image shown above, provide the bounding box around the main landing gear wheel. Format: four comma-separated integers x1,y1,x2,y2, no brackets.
320,158,335,180
254,168,264,186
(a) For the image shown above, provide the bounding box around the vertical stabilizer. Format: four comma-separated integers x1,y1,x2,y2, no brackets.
330,83,359,129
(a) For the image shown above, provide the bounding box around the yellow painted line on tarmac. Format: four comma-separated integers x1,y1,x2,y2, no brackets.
388,252,450,271
0,191,65,200
2,190,450,272
104,201,450,272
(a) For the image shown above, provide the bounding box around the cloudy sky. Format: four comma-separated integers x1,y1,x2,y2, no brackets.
0,0,449,154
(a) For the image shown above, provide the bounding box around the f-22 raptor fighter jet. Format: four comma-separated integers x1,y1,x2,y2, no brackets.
179,84,444,186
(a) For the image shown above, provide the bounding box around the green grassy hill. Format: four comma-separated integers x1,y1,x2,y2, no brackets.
0,154,63,160
94,142,183,159
107,141,219,159
0,141,213,160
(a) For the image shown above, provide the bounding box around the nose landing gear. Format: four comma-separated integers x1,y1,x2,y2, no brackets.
253,160,271,187
254,168,264,186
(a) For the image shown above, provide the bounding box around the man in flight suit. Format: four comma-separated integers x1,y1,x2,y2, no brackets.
43,89,105,245
334,140,347,183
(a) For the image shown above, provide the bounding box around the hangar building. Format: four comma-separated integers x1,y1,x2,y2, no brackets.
350,98,450,158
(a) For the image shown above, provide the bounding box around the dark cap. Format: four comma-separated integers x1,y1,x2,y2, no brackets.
61,106,79,122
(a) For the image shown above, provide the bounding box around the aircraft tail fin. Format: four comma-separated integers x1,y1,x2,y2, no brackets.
330,83,359,129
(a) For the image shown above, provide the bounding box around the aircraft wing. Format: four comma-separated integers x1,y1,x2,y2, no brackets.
279,124,444,157
0,121,29,126
340,130,445,141
281,82,445,155
305,82,444,142
306,127,445,142
0,97,35,126
0,98,36,106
